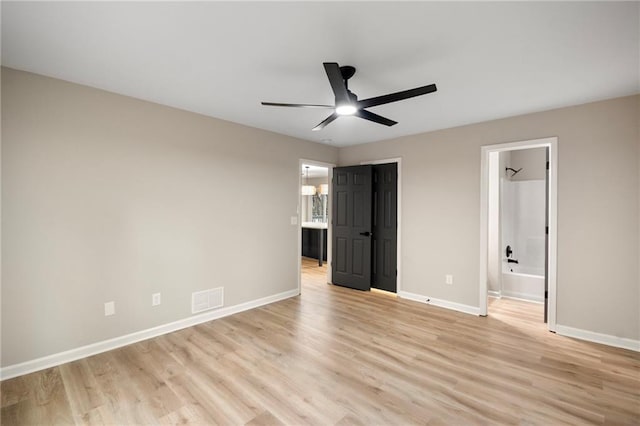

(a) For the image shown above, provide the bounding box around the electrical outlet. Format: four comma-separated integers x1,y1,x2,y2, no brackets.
104,301,115,316
445,275,453,285
152,293,161,306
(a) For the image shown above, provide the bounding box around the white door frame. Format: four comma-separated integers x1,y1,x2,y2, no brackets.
479,137,558,331
360,158,402,294
298,159,335,294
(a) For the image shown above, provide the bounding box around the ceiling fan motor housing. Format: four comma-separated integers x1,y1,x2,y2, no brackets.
340,65,356,81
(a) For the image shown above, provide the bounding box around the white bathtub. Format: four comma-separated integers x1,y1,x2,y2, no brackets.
501,263,545,302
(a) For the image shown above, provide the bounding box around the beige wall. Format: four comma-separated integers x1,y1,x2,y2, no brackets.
339,95,639,341
1,68,338,366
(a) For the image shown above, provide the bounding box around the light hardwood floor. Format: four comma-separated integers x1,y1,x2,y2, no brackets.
2,257,639,424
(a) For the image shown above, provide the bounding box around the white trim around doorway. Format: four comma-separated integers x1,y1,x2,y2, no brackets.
479,137,558,331
298,159,335,294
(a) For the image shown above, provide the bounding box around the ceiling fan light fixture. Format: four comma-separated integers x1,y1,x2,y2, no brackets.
335,104,357,116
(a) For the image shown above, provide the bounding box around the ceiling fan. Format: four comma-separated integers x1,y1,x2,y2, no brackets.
261,62,437,131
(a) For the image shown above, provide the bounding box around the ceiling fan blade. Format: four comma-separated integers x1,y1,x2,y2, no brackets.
355,109,398,127
261,102,333,108
323,62,350,105
357,84,437,109
312,112,339,131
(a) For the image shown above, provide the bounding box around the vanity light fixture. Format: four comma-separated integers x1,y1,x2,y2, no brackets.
301,166,316,196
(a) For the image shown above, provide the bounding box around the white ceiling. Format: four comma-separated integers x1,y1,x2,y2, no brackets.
2,2,638,147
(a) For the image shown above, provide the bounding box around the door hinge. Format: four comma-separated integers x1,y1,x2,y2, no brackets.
546,161,549,170
545,226,549,235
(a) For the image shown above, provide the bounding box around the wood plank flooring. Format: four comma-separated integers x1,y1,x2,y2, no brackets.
2,257,639,424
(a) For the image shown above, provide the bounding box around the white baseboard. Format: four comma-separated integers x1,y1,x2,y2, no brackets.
398,291,480,316
488,290,501,298
0,288,300,381
501,290,544,303
555,325,640,352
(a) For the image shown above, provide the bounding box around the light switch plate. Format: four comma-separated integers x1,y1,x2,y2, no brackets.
291,216,298,225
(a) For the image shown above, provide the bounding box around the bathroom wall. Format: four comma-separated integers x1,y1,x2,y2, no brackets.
501,179,546,275
487,153,501,293
502,147,546,275
488,151,513,294
509,147,546,181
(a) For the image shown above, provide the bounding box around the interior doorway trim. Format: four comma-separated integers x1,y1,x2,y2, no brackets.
298,159,335,294
360,157,402,294
479,137,558,331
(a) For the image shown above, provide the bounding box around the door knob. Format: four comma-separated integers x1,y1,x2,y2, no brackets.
359,231,372,237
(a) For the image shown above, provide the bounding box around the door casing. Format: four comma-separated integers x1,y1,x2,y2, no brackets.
297,159,335,294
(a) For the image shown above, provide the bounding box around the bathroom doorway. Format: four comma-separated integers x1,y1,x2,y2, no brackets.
479,137,557,331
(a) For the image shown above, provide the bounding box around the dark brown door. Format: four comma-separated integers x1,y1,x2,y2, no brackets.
332,165,373,291
372,163,398,292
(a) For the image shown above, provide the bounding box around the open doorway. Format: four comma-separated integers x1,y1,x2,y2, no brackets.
298,160,333,293
480,137,558,331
